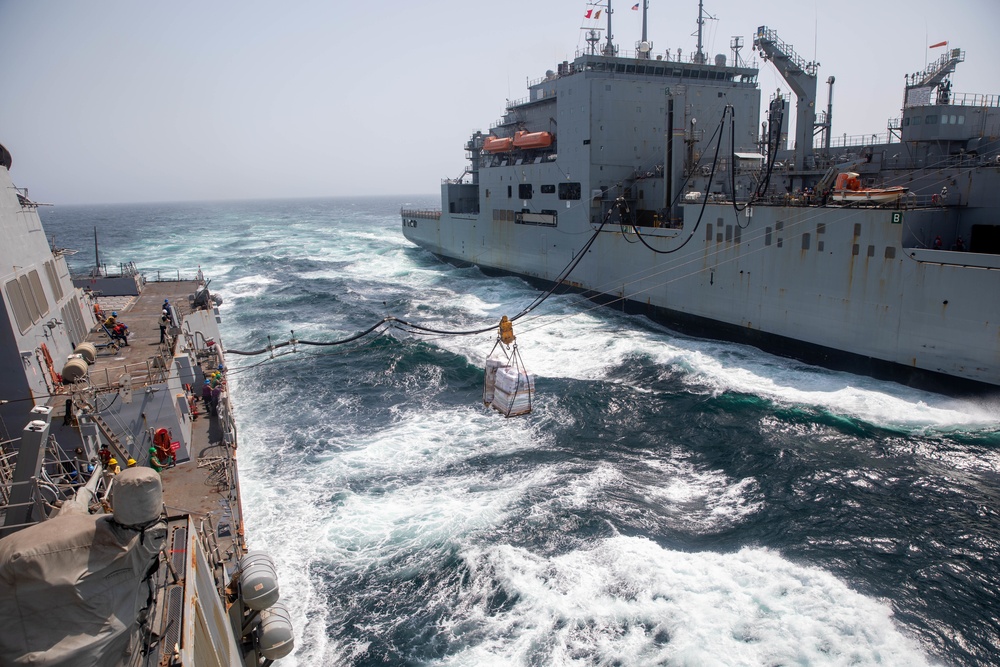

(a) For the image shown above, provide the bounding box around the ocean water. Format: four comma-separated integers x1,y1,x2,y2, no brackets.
41,197,1000,666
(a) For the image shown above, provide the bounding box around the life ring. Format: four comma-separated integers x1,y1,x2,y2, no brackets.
153,428,170,451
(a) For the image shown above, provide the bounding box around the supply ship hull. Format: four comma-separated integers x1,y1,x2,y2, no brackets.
403,10,1000,392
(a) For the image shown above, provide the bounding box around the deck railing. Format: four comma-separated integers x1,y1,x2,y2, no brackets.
87,359,169,392
931,91,1000,108
400,209,442,220
148,268,206,283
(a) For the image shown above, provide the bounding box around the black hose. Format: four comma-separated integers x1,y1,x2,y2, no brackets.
629,105,729,255
226,201,626,355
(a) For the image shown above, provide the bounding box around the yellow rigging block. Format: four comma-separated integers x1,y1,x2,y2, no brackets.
498,316,515,346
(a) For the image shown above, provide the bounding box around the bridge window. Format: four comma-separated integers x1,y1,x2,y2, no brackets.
519,183,533,199
925,115,938,124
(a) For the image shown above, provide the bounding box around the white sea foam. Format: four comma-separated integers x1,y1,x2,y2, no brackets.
235,379,778,666
218,274,279,300
235,398,559,666
437,536,933,666
653,338,1000,432
220,205,981,666
642,454,763,533
421,279,999,435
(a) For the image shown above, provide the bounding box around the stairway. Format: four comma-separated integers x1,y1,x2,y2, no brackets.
73,397,132,463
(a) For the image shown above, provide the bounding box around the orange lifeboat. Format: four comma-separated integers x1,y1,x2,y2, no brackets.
831,171,907,204
483,135,514,153
512,131,553,150
833,172,862,192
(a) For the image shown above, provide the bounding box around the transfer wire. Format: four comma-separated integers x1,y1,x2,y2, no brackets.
226,201,626,356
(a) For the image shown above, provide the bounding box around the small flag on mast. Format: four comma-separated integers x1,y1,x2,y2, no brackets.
632,3,639,9
585,9,593,18
594,9,601,18
929,40,948,49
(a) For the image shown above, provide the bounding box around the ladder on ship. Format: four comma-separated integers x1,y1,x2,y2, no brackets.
73,397,132,464
0,444,16,507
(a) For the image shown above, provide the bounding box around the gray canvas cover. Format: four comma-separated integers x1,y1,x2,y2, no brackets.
0,493,165,665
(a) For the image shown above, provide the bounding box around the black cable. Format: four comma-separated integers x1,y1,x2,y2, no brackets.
228,318,394,355
628,105,729,255
509,204,618,320
754,100,783,200
225,202,626,355
219,100,789,358
720,98,783,231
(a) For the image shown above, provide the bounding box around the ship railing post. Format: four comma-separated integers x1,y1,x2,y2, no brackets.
31,477,47,523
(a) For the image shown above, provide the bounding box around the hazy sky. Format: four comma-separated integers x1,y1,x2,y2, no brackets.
1,0,998,205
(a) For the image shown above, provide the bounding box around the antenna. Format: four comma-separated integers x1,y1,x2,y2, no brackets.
730,36,743,67
581,2,606,56
813,6,818,64
637,0,652,59
603,0,616,57
692,0,715,64
640,0,647,44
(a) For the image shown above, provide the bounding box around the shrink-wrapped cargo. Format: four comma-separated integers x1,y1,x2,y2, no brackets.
483,358,504,406
494,365,535,394
490,387,533,416
490,366,534,416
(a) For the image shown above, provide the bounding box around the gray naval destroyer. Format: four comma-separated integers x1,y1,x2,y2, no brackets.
402,1,1000,393
0,141,293,665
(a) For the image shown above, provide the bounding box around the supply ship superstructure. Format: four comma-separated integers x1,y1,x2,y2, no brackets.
402,2,1000,392
0,141,293,665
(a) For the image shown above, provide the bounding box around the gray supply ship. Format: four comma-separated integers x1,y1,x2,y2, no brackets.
0,141,293,665
402,1,1000,393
